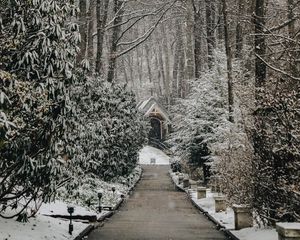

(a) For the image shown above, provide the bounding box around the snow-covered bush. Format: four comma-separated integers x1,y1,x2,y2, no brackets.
169,49,254,204
67,74,149,182
168,49,228,181
170,158,182,172
211,51,255,206
57,166,142,210
0,0,80,220
253,88,300,224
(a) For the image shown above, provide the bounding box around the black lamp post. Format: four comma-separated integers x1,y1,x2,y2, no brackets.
67,206,74,235
97,192,103,213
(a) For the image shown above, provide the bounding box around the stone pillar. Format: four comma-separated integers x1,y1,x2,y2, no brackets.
232,205,253,230
196,180,204,187
183,178,190,188
276,223,300,240
189,180,197,189
197,187,207,199
214,196,226,212
178,175,184,184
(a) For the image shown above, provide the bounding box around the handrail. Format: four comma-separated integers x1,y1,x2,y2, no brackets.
148,138,173,155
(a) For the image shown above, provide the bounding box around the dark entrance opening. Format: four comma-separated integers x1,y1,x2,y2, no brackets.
149,117,162,141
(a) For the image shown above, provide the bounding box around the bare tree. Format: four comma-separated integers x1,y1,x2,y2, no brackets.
78,0,88,64
205,0,216,68
107,0,124,82
236,0,245,58
254,0,266,87
193,0,203,79
221,0,234,123
96,0,110,74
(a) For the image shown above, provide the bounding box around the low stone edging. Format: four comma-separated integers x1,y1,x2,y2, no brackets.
74,225,95,240
74,167,144,240
169,170,241,240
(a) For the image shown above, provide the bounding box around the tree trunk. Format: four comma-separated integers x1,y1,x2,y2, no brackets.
77,0,88,64
222,0,234,123
205,0,216,68
95,0,109,75
287,0,299,77
136,46,143,87
287,0,295,37
217,0,224,42
185,0,195,83
172,19,186,99
107,0,123,82
87,0,96,72
122,57,129,84
160,24,171,107
236,0,245,58
145,44,154,96
172,19,181,100
154,50,163,97
194,0,203,79
158,44,168,99
178,45,186,98
254,0,267,87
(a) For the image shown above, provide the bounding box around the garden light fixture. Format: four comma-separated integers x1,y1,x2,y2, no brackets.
67,206,74,235
97,191,103,213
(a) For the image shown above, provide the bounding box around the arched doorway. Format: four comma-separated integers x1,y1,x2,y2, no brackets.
149,117,162,141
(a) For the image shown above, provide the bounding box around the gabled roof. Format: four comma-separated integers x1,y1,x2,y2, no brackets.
138,97,171,122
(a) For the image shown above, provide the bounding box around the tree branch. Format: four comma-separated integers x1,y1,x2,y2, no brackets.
255,54,300,81
115,0,177,58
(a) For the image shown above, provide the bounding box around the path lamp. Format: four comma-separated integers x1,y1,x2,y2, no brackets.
67,206,74,235
97,191,103,213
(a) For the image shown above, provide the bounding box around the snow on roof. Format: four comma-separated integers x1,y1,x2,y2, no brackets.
138,97,170,122
138,98,151,111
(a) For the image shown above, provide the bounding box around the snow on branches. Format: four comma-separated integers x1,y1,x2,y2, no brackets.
168,49,254,206
0,0,80,221
0,0,148,221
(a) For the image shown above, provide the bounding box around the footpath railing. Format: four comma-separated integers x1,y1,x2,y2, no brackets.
148,138,173,156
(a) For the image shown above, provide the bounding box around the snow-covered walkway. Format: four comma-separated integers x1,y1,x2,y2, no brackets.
138,145,170,165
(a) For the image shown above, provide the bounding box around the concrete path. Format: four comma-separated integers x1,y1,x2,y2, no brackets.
88,165,227,240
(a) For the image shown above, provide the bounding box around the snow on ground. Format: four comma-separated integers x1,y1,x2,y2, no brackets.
189,190,235,229
231,227,277,240
39,200,109,220
139,145,170,165
0,165,143,240
0,213,87,240
40,201,96,216
169,171,278,240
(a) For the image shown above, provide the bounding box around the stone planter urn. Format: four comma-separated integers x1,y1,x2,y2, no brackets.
197,187,207,199
232,204,253,230
214,195,226,212
183,178,190,188
276,223,300,240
